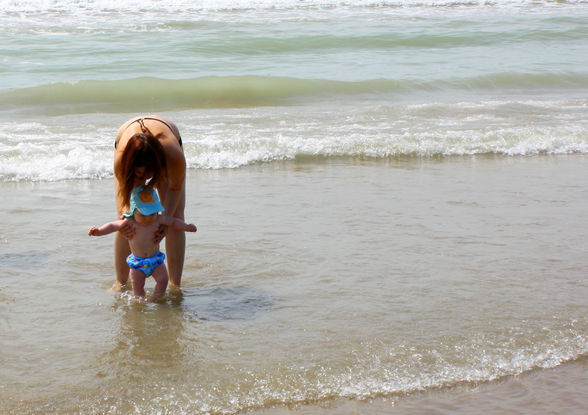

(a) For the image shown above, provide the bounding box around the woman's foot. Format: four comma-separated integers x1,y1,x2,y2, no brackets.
110,280,130,292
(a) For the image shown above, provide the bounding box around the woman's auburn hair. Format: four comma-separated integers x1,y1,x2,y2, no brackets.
118,132,167,211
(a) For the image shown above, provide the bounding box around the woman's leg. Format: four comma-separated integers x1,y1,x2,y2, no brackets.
113,232,131,291
166,224,186,288
160,184,187,288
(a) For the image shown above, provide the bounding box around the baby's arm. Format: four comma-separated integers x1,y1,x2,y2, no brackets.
159,216,197,233
88,219,127,236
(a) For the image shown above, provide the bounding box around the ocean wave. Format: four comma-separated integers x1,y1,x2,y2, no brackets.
11,317,585,414
2,74,588,114
1,124,586,182
3,0,588,13
1,96,586,182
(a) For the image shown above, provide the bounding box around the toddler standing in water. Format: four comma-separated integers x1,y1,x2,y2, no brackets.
89,185,196,302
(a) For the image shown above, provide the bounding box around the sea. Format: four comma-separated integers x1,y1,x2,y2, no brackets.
1,0,587,414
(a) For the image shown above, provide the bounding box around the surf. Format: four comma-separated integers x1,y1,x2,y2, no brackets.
2,73,588,115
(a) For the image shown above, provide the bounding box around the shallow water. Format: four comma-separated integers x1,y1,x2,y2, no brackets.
2,156,587,414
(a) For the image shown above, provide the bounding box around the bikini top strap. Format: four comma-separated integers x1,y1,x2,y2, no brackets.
117,117,182,148
137,118,153,135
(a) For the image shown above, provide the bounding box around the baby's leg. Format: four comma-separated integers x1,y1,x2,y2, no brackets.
148,263,169,302
130,269,146,298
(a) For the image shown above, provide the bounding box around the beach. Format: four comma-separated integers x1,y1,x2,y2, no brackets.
2,156,587,414
1,0,588,413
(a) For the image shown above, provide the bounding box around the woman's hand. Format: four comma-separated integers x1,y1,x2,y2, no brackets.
153,224,168,244
118,217,136,240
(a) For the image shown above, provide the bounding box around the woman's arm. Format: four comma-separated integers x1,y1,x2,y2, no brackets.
162,145,186,217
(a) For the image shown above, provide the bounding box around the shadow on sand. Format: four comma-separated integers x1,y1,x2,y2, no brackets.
172,285,274,321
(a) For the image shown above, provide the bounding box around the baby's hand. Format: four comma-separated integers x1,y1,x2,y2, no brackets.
88,227,99,236
187,224,197,232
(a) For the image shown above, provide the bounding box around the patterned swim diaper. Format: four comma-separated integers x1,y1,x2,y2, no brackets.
126,252,166,276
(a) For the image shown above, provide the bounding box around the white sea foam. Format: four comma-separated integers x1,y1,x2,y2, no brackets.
1,97,586,181
3,0,587,12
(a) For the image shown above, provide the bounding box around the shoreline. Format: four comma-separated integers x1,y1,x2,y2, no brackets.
254,358,588,415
